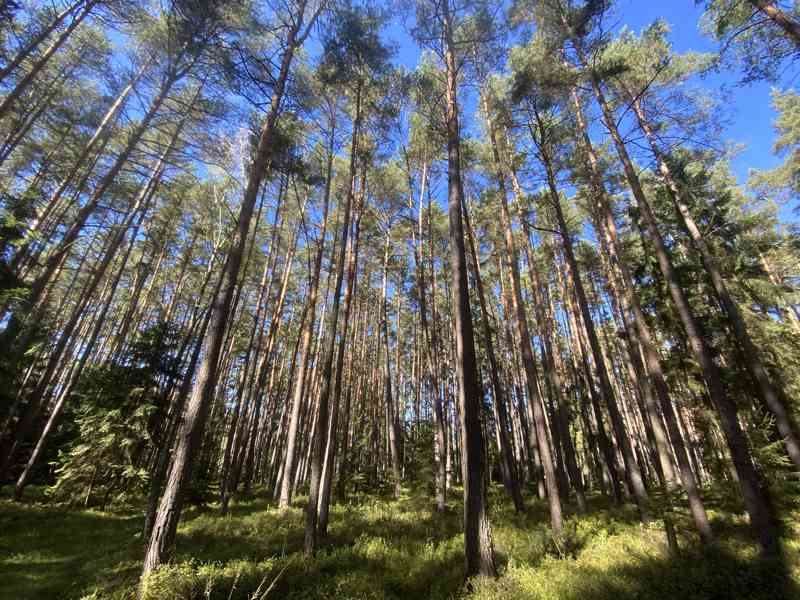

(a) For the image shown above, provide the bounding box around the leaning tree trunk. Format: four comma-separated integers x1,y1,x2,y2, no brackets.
144,268,222,540
221,203,295,515
748,0,800,46
15,58,150,265
12,143,168,500
140,8,319,580
630,96,800,474
463,196,525,513
318,175,364,535
0,0,99,120
579,57,780,555
0,0,88,84
0,62,184,362
276,135,333,508
498,163,564,532
572,85,707,541
0,100,191,483
534,122,649,521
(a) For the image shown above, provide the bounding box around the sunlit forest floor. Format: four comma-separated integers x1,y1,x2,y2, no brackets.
2,485,799,600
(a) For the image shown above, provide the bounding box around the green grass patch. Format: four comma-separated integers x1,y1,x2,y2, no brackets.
2,486,798,599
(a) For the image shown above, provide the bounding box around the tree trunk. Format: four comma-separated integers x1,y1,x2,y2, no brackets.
442,4,496,577
0,0,98,120
12,146,165,500
380,234,403,499
631,96,800,474
318,171,364,535
581,62,779,555
140,9,318,579
304,78,362,556
749,0,800,46
0,125,180,484
491,137,563,535
463,196,525,513
16,58,150,261
0,0,87,84
2,62,182,355
569,87,714,540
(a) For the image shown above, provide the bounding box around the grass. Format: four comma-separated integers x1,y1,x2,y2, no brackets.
1,485,799,599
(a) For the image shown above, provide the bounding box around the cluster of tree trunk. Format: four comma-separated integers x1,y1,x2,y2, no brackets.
1,0,799,586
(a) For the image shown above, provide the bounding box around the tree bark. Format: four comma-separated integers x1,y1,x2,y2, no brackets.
140,6,320,579
492,137,563,534
581,61,779,555
631,96,800,474
318,170,364,534
749,0,800,46
0,0,87,84
463,196,525,513
278,130,333,509
0,0,98,120
304,77,361,556
442,2,496,577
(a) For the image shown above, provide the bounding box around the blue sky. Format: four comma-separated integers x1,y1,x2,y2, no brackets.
612,0,783,185
383,1,796,222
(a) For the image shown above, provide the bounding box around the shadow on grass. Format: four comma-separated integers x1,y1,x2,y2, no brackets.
0,499,142,600
476,546,797,600
3,486,800,600
255,541,466,600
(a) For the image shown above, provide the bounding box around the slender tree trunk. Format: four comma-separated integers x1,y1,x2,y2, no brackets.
442,4,496,576
144,268,222,540
318,172,364,535
0,0,87,84
580,60,779,555
630,97,800,473
12,148,165,500
304,79,361,556
240,250,298,495
427,185,449,512
0,126,180,484
380,233,403,499
2,64,183,358
463,196,525,513
221,204,295,514
140,10,319,579
527,105,649,519
17,59,150,260
0,67,69,167
0,0,98,120
489,140,562,534
569,87,714,540
278,107,335,510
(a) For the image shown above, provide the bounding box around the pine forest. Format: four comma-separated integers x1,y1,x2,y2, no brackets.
2,1,800,598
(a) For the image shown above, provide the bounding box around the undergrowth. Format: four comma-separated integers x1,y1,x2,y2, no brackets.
1,485,798,599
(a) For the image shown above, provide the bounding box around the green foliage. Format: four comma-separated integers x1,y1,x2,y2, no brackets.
751,89,800,203
0,189,34,318
46,322,181,505
48,400,153,507
749,407,800,503
139,558,279,600
699,0,800,82
0,189,36,258
318,4,393,87
403,421,437,490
